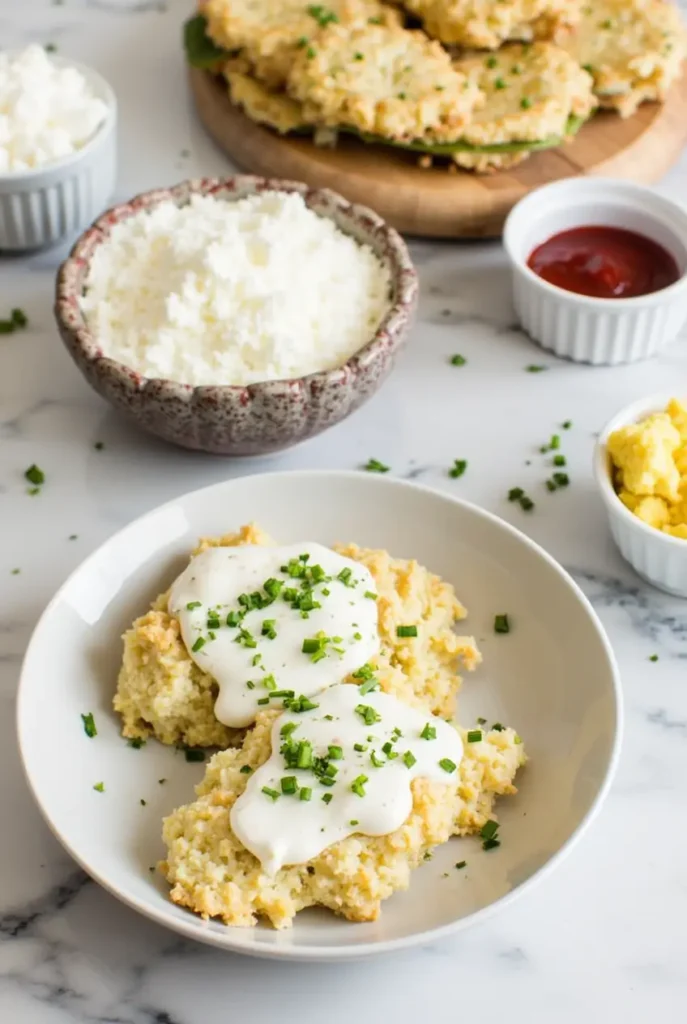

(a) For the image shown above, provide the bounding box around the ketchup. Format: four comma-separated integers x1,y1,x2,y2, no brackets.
527,226,681,299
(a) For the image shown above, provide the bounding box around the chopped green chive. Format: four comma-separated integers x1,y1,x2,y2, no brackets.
93,781,105,792
370,750,385,767
403,750,416,769
81,712,97,738
10,568,20,575
281,776,298,795
186,601,201,610
351,774,368,797
300,786,312,801
480,819,499,841
562,420,572,429
467,729,482,743
420,723,436,741
485,56,498,68
520,496,534,511
364,590,377,600
494,77,507,89
328,745,343,760
494,614,510,634
322,792,333,804
492,722,505,732
449,459,467,479
483,838,501,851
306,45,317,58
477,717,486,725
525,365,547,373
508,487,524,502
262,786,280,801
262,619,277,639
354,743,368,752
354,51,364,60
553,471,569,487
649,654,659,662
240,765,253,774
140,799,146,806
184,748,205,763
450,354,466,366
11,308,28,327
128,737,145,749
553,454,566,467
396,625,418,638
455,860,467,869
281,721,298,737
24,464,45,486
257,697,270,705
94,441,104,451
549,434,561,450
355,703,381,725
520,96,532,109
439,758,457,773
191,637,206,652
363,459,390,473
349,819,359,826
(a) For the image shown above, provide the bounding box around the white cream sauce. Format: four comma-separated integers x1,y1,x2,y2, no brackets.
230,683,464,874
168,543,379,728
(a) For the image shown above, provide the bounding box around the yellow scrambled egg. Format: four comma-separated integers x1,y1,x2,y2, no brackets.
608,399,687,539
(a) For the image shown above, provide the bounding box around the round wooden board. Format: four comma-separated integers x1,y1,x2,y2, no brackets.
189,66,687,238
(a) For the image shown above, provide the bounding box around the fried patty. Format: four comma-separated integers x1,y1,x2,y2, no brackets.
204,0,402,88
224,68,308,133
563,0,687,117
400,0,580,50
287,22,482,141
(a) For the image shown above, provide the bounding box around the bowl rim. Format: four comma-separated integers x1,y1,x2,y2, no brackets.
0,52,117,184
16,469,623,961
54,175,418,399
594,391,687,549
503,177,687,310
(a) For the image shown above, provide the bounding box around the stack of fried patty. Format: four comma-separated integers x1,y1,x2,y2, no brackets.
185,0,686,172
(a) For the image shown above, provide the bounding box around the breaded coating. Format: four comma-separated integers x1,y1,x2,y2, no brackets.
224,68,308,133
447,42,594,171
401,0,580,50
160,710,526,928
564,0,687,118
287,23,481,141
114,527,480,747
451,149,532,173
204,0,401,88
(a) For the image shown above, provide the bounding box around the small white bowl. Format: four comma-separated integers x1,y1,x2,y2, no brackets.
595,392,687,597
0,56,117,251
503,179,687,366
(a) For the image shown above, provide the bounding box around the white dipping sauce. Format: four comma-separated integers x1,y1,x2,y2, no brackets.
231,684,464,874
168,543,379,728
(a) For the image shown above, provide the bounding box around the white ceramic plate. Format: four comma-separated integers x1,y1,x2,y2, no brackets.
17,471,622,961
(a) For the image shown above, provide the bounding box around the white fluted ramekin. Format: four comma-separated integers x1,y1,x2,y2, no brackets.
595,393,687,597
0,57,117,251
503,179,687,366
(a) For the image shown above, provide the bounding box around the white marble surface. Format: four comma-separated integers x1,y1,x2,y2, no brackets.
2,1,687,1020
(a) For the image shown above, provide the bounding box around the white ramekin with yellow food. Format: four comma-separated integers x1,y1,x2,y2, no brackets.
596,394,687,596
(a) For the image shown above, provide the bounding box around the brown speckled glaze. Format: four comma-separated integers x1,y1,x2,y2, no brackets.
54,176,418,456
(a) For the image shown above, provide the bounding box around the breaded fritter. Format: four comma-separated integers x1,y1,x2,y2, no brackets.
204,0,401,88
160,709,526,928
447,42,594,170
563,0,686,118
114,526,481,747
287,23,482,141
400,0,580,50
224,68,308,133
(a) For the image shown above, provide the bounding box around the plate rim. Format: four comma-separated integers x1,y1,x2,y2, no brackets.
16,470,624,960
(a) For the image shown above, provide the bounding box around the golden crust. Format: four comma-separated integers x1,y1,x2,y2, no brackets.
287,23,481,141
401,0,581,50
451,149,532,173
160,710,526,928
114,526,480,747
563,0,687,118
204,0,402,89
224,68,307,133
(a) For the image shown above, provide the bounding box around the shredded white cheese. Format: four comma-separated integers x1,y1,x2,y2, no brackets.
80,191,392,386
0,45,108,173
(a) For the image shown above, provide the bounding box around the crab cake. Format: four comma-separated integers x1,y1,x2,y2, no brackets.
401,0,580,50
563,0,687,118
160,710,526,928
114,526,481,748
446,42,594,170
224,69,308,133
203,0,401,88
287,23,482,141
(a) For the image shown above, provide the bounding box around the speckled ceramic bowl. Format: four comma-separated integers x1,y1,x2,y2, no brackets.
54,176,418,456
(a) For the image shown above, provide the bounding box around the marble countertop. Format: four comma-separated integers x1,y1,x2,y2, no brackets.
2,2,687,1021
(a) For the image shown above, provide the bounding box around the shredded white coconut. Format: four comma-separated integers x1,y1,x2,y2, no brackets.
80,191,392,386
0,45,108,173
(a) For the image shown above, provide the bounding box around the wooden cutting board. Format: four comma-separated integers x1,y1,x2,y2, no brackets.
189,66,687,238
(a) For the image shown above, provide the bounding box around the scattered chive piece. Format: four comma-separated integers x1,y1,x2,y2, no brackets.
370,750,385,768
94,441,104,451
467,729,482,743
355,703,381,725
508,487,524,502
81,712,97,738
306,45,317,58
281,775,298,795
328,745,343,760
420,723,436,740
281,721,298,737
364,590,377,600
553,471,569,487
10,568,20,575
27,486,41,496
514,735,522,744
351,774,368,797
322,792,333,804
456,860,467,869
649,654,659,662
549,434,561,450
69,535,77,540
363,458,390,473
25,464,45,486
257,697,270,705
553,454,566,467
520,96,532,109
450,354,466,366
449,459,468,479
262,786,280,801
439,758,457,773
45,43,57,52
486,56,498,68
184,748,205,763
349,819,359,826
128,737,145,749
354,51,364,60
520,496,534,512
191,637,206,652
186,601,201,610
494,614,510,634
240,765,253,774
300,786,312,801
546,480,557,492
480,819,499,841
140,799,146,806
93,782,104,792
396,625,418,638
492,723,505,732
11,308,28,327
563,420,572,429
403,750,416,769
494,77,506,89
354,742,368,752
483,838,501,851
477,717,486,725
525,365,547,373
158,778,166,784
